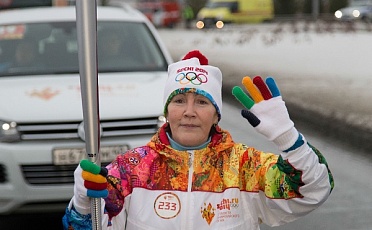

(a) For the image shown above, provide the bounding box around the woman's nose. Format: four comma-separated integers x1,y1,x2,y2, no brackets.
183,100,196,117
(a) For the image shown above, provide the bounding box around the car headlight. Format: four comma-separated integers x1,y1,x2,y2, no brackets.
196,20,205,29
0,121,20,142
216,20,224,29
352,10,360,18
335,10,342,19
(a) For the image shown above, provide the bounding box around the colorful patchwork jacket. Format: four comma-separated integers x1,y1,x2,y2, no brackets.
63,124,334,230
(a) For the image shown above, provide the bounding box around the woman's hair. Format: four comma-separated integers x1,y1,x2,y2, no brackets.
209,124,222,137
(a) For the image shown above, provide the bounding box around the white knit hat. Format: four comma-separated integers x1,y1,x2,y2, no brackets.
163,50,223,120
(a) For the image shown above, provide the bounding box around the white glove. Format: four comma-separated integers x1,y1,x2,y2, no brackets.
73,159,109,214
232,76,300,151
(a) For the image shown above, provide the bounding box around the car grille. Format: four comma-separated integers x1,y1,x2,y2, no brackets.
0,164,7,183
17,117,160,141
18,117,160,185
22,164,76,185
21,163,110,185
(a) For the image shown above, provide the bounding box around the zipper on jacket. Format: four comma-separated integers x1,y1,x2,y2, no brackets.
187,151,194,192
183,150,194,230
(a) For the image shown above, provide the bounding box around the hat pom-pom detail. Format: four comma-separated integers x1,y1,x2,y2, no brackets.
182,50,208,65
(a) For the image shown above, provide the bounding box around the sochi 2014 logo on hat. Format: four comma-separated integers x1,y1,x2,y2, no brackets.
175,71,208,85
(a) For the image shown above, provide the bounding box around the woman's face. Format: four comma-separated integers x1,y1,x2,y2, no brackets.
166,92,219,147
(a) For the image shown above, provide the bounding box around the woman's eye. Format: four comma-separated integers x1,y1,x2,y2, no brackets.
173,98,184,104
198,100,209,105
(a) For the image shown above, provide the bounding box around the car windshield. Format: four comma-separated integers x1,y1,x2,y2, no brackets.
0,21,167,76
350,0,372,7
206,1,235,9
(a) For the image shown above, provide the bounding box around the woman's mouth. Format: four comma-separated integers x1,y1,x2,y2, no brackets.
181,124,198,128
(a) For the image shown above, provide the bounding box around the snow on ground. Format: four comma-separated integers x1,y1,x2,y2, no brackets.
158,22,372,134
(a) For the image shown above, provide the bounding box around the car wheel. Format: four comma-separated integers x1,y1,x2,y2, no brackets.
361,15,371,23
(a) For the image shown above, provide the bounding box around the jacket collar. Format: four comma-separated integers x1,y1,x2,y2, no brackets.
149,123,235,154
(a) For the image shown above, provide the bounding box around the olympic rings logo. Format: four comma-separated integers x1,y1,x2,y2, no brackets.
175,72,208,85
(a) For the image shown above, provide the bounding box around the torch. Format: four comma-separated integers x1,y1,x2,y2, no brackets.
75,0,102,229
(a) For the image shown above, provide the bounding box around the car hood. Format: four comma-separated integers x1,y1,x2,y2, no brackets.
0,72,167,122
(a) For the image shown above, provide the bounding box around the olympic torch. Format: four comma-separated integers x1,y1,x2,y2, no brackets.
75,1,102,229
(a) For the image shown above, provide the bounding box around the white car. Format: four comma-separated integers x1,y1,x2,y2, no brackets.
334,3,372,22
0,5,172,214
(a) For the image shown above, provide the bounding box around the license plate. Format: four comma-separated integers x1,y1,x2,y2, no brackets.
52,145,129,165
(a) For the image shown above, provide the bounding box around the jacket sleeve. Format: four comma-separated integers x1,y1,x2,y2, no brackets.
62,197,128,230
241,134,334,227
62,153,133,230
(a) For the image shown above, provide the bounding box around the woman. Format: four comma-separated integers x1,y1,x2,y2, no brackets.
63,50,334,229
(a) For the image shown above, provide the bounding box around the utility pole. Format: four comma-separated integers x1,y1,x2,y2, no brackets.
312,0,319,20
